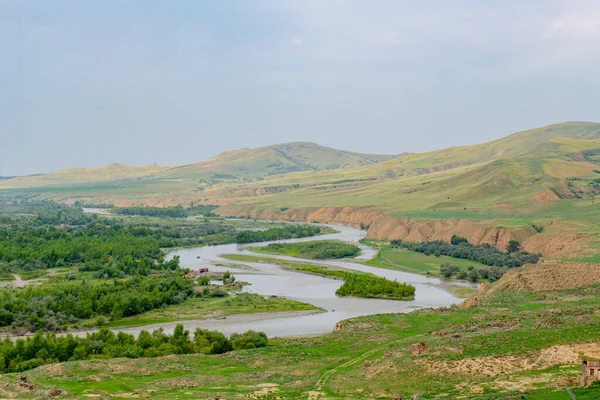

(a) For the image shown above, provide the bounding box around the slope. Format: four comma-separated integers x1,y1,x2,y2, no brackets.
0,142,398,190
146,142,398,182
3,122,600,257
0,163,170,189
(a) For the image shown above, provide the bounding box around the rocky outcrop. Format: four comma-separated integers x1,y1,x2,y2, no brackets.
216,205,589,258
366,216,589,257
217,206,383,229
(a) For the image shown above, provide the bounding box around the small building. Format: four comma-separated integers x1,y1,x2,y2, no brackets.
183,268,209,279
581,360,600,386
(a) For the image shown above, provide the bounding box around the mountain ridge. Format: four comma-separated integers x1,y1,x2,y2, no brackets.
0,142,400,189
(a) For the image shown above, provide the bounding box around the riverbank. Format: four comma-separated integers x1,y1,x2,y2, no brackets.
10,283,600,399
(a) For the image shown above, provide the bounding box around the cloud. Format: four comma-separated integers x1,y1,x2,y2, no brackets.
544,2,600,39
291,36,304,45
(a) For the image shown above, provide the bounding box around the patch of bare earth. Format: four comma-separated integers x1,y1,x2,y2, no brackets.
484,259,600,292
531,189,560,202
418,343,600,377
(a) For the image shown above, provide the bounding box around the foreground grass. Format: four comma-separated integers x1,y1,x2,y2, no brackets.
104,293,319,329
248,240,360,259
7,284,600,398
364,241,490,278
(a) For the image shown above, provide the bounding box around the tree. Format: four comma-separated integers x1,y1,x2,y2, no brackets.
467,269,479,282
506,240,521,254
451,235,468,245
440,263,460,278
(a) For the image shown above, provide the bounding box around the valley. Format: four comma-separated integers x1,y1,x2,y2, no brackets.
2,122,600,398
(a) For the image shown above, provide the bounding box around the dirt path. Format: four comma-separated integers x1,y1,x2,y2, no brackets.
0,275,32,289
315,340,395,389
11,275,26,288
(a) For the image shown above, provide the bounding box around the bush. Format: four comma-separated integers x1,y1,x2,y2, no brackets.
467,269,479,282
230,330,268,350
440,263,460,278
506,240,521,254
336,274,415,300
451,235,468,245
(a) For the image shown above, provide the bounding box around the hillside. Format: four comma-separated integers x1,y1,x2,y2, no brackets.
3,122,600,258
144,142,399,183
0,142,398,190
0,163,169,189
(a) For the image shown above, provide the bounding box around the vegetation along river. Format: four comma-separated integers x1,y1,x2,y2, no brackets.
161,224,478,338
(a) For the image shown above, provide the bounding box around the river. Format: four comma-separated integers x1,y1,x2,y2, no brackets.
161,224,477,338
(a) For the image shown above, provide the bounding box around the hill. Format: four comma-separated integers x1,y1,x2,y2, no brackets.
3,122,600,258
0,143,398,190
145,142,399,183
0,163,169,189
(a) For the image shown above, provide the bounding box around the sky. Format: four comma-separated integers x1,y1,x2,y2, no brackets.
2,0,600,176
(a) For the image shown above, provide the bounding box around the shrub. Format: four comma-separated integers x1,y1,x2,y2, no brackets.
230,330,268,350
467,269,479,282
440,263,460,278
506,240,521,254
451,235,468,245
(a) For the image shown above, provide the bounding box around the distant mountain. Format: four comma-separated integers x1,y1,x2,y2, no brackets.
0,143,399,189
0,163,169,189
207,121,600,216
149,142,399,182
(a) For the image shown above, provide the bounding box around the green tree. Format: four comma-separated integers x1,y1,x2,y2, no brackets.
506,240,521,254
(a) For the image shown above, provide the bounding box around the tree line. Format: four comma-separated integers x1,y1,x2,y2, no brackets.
112,205,218,218
391,236,541,269
0,325,267,373
234,225,323,244
0,272,193,332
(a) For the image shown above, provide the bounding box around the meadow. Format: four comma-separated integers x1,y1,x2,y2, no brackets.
248,240,360,259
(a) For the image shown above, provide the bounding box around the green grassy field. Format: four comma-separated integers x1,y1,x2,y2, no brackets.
248,240,360,259
4,123,600,261
103,293,319,329
363,241,490,277
6,284,600,399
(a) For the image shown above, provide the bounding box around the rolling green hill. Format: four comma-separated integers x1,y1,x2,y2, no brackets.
0,163,170,189
0,142,398,190
217,122,600,212
3,122,600,258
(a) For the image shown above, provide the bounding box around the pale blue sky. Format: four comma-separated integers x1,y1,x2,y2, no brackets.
2,0,600,175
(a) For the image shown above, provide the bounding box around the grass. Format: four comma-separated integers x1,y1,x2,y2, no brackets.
7,283,600,398
248,240,360,259
103,293,319,329
364,242,490,278
5,122,600,259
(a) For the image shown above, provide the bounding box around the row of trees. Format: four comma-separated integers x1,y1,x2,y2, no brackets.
336,274,415,300
0,325,267,373
391,237,541,269
439,263,506,282
234,225,323,244
0,273,194,331
111,205,218,218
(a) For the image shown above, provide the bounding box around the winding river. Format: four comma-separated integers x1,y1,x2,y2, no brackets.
161,224,477,338
81,208,477,338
